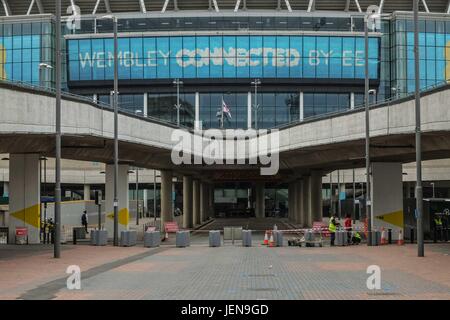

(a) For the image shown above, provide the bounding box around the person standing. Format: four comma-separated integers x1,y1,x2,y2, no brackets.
344,214,352,245
81,210,89,234
434,214,443,242
329,215,338,246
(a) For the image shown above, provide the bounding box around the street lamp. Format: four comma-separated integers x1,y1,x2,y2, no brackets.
54,0,62,258
364,6,380,247
251,79,261,130
102,14,120,246
430,182,435,199
173,79,183,126
39,63,53,88
413,0,424,258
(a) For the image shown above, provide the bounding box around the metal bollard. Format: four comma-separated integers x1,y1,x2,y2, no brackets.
388,229,392,244
72,228,77,245
410,228,414,244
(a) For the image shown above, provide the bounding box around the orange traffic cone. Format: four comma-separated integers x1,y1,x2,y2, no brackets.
380,227,386,245
263,231,269,245
269,233,275,247
397,229,404,245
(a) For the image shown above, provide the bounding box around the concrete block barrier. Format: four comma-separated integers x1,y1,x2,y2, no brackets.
209,230,221,247
242,230,252,247
120,230,137,247
176,230,190,247
144,231,160,248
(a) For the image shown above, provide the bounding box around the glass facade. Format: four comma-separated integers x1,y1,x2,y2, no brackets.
2,13,450,130
70,16,363,34
303,93,350,118
0,19,54,88
148,92,195,127
97,93,145,116
392,18,450,95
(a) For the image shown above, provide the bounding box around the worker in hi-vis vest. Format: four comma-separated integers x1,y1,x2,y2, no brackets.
329,215,338,246
434,214,443,241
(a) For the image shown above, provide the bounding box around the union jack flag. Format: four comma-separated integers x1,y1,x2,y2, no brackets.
222,99,231,119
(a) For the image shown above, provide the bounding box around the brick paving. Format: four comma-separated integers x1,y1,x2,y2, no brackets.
1,236,449,300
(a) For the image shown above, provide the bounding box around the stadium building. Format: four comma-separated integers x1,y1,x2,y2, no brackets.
1,0,450,244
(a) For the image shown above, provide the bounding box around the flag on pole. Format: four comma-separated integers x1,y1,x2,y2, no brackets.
222,98,231,119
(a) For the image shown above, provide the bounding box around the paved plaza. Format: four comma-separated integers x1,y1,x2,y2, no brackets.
1,233,449,300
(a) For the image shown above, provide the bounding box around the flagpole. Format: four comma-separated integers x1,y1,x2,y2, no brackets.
221,95,224,129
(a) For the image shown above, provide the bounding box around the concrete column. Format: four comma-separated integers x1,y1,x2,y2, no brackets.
299,179,306,227
83,184,91,201
160,170,173,227
8,154,40,244
288,182,295,222
143,189,148,215
302,175,312,227
192,179,200,226
371,163,404,240
295,180,304,225
310,170,323,224
255,182,265,218
200,182,207,223
3,181,9,197
182,176,193,228
209,184,214,218
105,164,129,236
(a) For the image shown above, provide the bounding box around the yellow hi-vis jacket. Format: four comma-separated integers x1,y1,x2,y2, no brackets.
329,219,336,233
435,218,443,226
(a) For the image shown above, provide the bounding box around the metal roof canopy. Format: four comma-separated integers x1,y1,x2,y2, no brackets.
1,0,449,17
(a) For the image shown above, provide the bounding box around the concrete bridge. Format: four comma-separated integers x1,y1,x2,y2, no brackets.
1,81,450,243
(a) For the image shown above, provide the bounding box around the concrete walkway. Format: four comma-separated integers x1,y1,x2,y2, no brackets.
1,239,449,300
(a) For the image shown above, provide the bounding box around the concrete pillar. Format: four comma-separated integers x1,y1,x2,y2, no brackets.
83,184,91,201
288,182,295,222
192,179,200,226
371,163,404,240
105,164,129,236
8,154,40,244
200,182,207,223
3,181,9,197
299,179,306,227
302,175,312,227
182,176,193,228
160,170,173,227
143,189,148,216
255,182,265,218
295,180,304,225
310,170,323,224
209,184,214,218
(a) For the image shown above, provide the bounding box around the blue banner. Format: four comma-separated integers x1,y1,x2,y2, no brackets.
67,35,380,81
